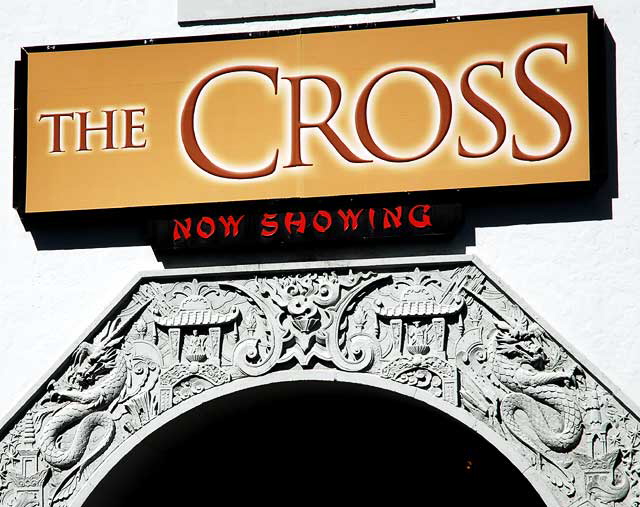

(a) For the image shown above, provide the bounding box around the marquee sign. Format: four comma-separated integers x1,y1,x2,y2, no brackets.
152,202,462,249
14,7,606,216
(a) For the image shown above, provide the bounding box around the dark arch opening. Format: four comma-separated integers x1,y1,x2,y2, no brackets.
85,381,546,507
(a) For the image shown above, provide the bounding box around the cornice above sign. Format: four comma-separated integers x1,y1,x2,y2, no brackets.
178,0,435,25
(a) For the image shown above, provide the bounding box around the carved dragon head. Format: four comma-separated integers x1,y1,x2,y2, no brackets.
494,315,547,368
68,319,126,388
64,296,154,389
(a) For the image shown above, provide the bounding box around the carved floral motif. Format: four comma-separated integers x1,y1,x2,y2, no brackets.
0,261,637,507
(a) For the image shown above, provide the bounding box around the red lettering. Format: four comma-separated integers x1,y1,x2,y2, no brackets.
368,208,376,229
284,212,306,234
77,110,116,151
408,205,432,228
337,209,364,231
123,108,147,149
512,43,572,161
355,67,452,162
196,217,216,239
458,61,506,158
181,65,279,179
261,213,279,237
283,75,371,167
218,215,245,237
173,218,192,240
39,112,75,153
312,210,332,233
383,207,402,229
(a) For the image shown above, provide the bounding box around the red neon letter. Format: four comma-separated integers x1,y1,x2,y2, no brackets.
383,207,402,229
196,217,216,239
312,211,332,233
408,205,432,228
261,213,279,237
337,209,364,231
173,218,192,240
284,212,306,234
218,216,245,238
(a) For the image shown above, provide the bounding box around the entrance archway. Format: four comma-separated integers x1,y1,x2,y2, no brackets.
0,257,637,507
83,379,546,507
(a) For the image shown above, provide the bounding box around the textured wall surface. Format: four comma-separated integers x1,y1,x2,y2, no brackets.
0,0,638,421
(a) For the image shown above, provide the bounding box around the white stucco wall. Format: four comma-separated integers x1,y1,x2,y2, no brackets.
0,0,638,418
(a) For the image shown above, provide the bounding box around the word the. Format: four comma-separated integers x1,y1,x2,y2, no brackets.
39,108,147,153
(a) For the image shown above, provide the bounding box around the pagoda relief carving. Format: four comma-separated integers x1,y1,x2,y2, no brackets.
2,412,49,507
375,269,464,405
151,281,238,412
0,258,638,507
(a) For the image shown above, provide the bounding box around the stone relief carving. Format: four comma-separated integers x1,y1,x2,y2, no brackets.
0,259,638,507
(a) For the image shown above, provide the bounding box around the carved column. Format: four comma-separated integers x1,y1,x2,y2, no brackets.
390,319,403,357
168,328,181,365
431,317,446,359
209,327,221,366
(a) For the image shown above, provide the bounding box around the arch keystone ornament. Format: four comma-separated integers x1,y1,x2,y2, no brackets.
0,256,638,507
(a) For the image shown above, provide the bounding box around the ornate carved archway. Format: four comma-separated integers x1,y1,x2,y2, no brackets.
0,256,637,507
80,376,551,507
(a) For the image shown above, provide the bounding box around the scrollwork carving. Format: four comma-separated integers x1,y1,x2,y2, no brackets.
0,260,637,507
380,355,458,405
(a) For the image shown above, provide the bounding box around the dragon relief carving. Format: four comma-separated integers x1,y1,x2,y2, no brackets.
457,271,637,505
32,299,152,505
0,262,637,507
491,316,583,453
489,314,584,496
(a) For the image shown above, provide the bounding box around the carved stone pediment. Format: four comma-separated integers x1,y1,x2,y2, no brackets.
0,256,638,507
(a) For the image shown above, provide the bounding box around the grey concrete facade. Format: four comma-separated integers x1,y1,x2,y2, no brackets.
0,257,637,507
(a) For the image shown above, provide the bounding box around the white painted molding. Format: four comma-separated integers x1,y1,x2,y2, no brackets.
178,0,435,24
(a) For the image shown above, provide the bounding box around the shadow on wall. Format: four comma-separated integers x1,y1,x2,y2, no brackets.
16,24,617,271
83,381,546,507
